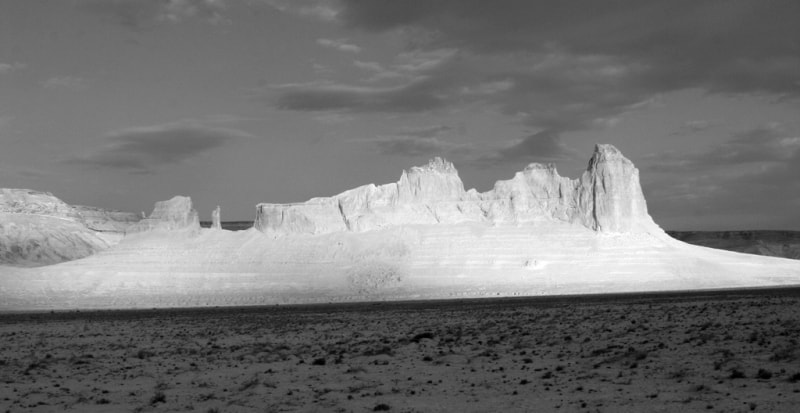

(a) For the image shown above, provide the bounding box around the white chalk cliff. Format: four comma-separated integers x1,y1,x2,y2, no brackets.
1,145,799,310
126,195,199,234
0,189,139,266
255,145,656,236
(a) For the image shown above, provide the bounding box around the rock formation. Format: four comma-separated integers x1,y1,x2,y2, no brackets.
256,145,659,236
0,189,139,266
212,206,221,230
576,144,652,232
2,144,800,310
0,188,82,219
73,205,142,233
126,196,200,234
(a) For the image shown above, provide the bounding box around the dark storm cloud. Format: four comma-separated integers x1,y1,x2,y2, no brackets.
64,123,250,173
80,0,226,29
314,0,800,131
488,54,654,131
338,0,800,64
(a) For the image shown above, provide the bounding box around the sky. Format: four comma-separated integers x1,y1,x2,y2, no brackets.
1,0,799,230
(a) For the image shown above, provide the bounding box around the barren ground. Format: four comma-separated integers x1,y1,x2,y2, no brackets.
2,289,800,412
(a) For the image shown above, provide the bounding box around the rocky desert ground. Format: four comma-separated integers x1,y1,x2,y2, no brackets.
2,288,799,412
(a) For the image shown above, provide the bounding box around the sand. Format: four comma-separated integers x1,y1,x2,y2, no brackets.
2,289,800,412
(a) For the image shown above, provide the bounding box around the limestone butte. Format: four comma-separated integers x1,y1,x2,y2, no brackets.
255,144,659,236
126,196,199,234
2,144,799,310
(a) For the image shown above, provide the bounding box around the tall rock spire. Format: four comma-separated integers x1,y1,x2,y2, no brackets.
576,144,653,232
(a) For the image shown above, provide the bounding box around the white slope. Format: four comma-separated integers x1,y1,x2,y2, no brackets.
0,189,140,266
1,219,799,311
1,145,799,310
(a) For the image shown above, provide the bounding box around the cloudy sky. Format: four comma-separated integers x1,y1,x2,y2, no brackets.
1,0,798,230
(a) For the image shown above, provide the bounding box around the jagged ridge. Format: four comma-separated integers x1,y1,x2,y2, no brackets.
3,143,800,310
255,144,659,235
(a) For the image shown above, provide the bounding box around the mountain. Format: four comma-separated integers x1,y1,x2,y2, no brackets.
255,145,657,236
1,145,799,310
0,189,140,266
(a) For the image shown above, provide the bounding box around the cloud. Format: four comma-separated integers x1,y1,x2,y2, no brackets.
64,121,251,173
316,38,361,53
348,124,475,157
459,80,513,96
643,123,800,228
353,135,473,158
650,123,799,171
350,126,579,167
352,50,457,84
42,76,88,90
161,0,227,23
313,1,800,133
264,0,339,21
473,129,576,167
80,0,227,29
276,43,659,131
353,60,383,72
647,153,800,229
342,113,578,166
272,78,449,113
0,62,26,75
270,48,464,113
672,120,715,135
338,1,800,68
398,125,452,138
312,113,355,123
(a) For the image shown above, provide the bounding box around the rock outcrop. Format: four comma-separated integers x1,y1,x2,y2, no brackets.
575,144,651,232
127,196,200,233
0,188,81,219
74,205,142,233
255,145,660,236
3,144,800,310
0,189,139,266
212,206,221,230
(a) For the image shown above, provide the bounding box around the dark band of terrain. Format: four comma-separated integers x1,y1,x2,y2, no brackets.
2,286,799,411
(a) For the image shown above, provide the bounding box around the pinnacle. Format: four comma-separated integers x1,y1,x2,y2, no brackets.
410,157,458,174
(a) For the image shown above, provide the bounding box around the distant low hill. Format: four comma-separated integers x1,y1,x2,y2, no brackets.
667,230,800,260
